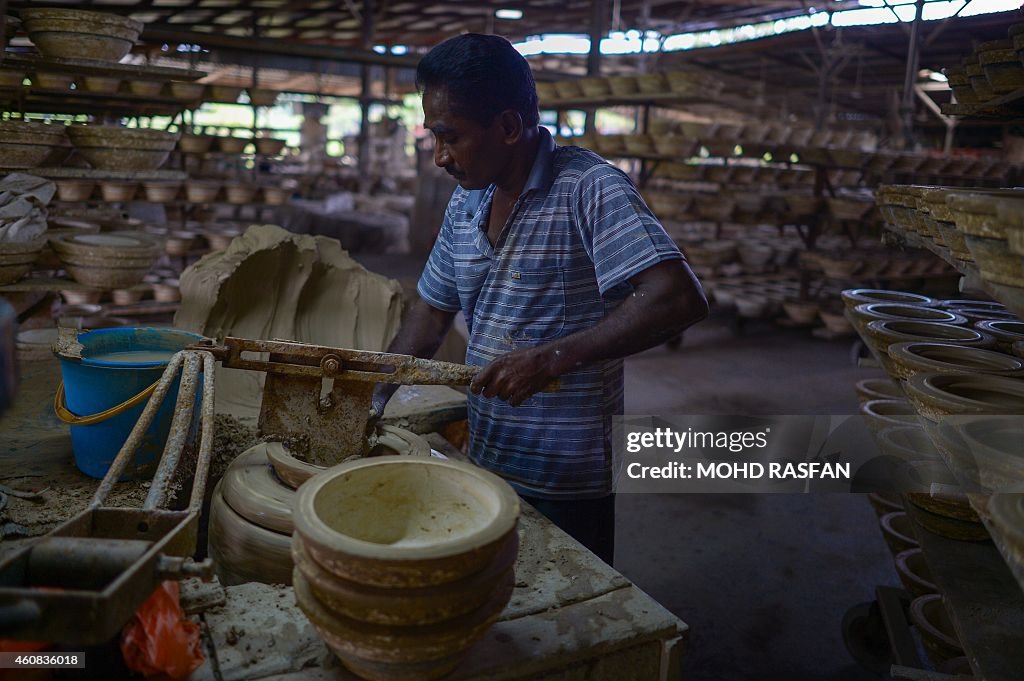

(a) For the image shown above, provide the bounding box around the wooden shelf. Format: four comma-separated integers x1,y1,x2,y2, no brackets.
541,91,711,109
0,53,205,82
0,168,186,181
0,89,187,117
902,500,1024,681
941,87,1024,119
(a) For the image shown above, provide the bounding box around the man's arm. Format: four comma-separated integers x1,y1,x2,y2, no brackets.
369,297,457,419
470,258,707,406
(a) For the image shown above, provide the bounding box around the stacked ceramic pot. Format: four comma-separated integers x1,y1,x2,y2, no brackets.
291,456,520,681
208,425,434,587
0,120,69,169
50,232,160,288
845,287,1024,603
20,8,142,61
66,126,180,172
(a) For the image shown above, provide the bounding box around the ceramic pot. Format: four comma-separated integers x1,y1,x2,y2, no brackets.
894,548,938,598
880,511,919,555
293,456,520,589
842,288,936,311
856,378,904,404
905,372,1024,422
909,595,964,663
887,341,1024,381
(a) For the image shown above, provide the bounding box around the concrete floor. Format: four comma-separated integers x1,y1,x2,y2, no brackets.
617,314,897,681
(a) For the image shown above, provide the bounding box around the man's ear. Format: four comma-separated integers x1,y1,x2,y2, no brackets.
498,109,524,145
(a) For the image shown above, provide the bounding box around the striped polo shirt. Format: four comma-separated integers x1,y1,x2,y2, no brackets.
417,127,683,499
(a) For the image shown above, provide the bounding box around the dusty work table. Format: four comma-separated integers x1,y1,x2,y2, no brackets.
188,485,687,681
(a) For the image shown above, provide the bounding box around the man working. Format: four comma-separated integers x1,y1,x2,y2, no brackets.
371,34,708,565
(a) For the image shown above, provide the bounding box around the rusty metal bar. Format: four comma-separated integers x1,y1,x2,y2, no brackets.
144,352,201,510
189,351,217,514
91,353,185,508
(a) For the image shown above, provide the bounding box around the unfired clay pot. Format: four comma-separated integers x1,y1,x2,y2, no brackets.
904,372,1024,422
880,511,919,556
909,595,964,664
895,548,938,598
841,288,935,311
887,341,1024,381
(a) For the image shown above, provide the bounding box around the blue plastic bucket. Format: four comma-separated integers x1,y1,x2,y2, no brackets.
55,327,204,480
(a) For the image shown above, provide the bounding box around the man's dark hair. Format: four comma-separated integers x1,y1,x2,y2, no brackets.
416,33,539,128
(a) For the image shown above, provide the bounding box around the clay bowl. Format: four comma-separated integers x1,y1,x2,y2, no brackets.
293,567,513,681
905,372,1024,422
292,531,517,627
887,341,1024,382
224,184,258,204
142,181,181,203
856,378,904,404
1015,340,1024,359
293,456,520,589
81,146,173,171
867,491,904,518
52,232,160,286
67,126,180,171
850,303,966,337
178,133,215,154
860,399,919,433
109,288,143,305
166,81,205,103
0,238,46,285
208,479,293,586
60,293,102,308
205,84,243,103
54,178,95,202
261,186,289,206
865,321,995,370
248,88,279,107
31,71,73,90
127,80,163,97
98,180,137,202
959,418,1024,492
80,76,120,94
0,141,57,168
841,288,936,311
204,229,241,252
152,280,181,302
974,320,1024,352
20,8,142,61
184,180,221,203
895,548,938,598
875,425,940,462
266,427,432,491
254,137,287,156
938,299,1007,312
909,595,964,664
956,307,1020,325
15,327,59,362
216,136,250,154
880,511,919,555
164,232,195,257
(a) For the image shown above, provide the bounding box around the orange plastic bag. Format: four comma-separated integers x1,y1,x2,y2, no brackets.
120,580,204,679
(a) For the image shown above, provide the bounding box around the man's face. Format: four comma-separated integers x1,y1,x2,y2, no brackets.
422,87,509,190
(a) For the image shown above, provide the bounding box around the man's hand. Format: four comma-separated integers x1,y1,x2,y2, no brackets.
469,344,565,407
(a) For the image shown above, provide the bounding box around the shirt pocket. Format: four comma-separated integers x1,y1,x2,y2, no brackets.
504,266,566,343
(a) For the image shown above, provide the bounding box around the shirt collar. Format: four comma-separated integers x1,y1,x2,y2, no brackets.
462,126,556,218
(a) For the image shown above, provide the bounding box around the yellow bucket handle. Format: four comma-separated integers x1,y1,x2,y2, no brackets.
53,378,162,426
